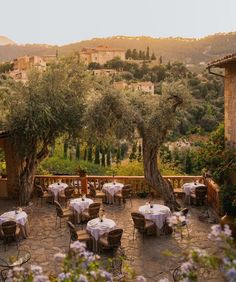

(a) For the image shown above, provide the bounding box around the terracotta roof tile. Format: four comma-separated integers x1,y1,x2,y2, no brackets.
208,53,236,68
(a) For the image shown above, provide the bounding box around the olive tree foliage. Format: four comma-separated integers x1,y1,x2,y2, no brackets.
0,56,91,205
86,81,190,210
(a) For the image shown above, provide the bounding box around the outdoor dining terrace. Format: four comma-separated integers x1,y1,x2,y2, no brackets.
0,174,222,281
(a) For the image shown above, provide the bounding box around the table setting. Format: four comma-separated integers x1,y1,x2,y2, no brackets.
182,181,205,204
69,196,94,223
139,203,171,229
0,209,30,238
86,215,116,251
48,181,68,201
102,181,124,204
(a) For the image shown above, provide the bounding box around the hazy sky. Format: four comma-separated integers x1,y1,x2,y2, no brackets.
1,0,236,45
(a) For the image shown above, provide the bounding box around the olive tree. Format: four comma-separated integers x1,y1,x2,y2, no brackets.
0,57,91,205
86,81,190,210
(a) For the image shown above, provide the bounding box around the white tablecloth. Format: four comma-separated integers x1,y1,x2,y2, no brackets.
102,182,124,204
86,218,116,241
0,211,30,238
139,204,171,229
70,198,93,214
182,182,202,195
48,182,68,200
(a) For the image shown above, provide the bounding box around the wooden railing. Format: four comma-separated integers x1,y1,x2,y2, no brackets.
34,175,203,193
34,174,221,213
204,177,221,214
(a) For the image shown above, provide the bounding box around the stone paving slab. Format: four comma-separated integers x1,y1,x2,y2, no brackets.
0,198,223,281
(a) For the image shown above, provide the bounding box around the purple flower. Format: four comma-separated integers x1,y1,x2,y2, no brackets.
31,265,43,275
136,275,146,282
70,241,86,252
225,267,236,281
58,272,71,281
180,262,193,274
33,275,50,282
78,274,88,282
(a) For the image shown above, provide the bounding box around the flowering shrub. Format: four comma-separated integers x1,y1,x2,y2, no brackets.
5,241,147,282
167,212,188,237
173,224,236,282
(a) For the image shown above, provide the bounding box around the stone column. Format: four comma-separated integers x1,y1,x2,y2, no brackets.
225,66,236,147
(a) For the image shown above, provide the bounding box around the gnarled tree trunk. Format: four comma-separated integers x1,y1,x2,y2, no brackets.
142,137,180,211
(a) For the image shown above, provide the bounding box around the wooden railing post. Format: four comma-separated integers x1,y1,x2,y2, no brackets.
80,174,88,195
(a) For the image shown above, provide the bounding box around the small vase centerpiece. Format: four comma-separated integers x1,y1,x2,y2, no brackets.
149,201,153,208
81,195,85,201
99,209,104,222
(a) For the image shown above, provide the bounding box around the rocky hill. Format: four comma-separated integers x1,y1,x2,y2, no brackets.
0,36,15,46
1,32,236,64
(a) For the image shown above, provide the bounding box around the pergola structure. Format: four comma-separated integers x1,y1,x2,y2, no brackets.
208,53,236,147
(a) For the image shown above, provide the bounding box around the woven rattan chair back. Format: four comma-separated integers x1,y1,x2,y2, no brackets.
131,212,145,230
88,203,101,218
2,221,17,237
54,201,64,217
107,228,123,247
67,221,78,241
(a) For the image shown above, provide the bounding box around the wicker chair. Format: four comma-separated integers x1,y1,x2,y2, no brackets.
131,212,156,241
174,208,190,238
81,203,101,223
59,187,75,207
54,201,74,228
87,184,105,202
98,228,123,251
114,185,132,206
35,185,53,206
190,186,207,206
67,221,91,248
2,221,20,251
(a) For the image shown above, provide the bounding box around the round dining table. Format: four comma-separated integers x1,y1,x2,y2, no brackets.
48,182,68,201
139,204,171,229
0,210,30,238
69,197,94,223
86,217,116,252
102,182,124,204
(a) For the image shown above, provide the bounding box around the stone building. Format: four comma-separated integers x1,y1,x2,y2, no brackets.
9,55,47,81
208,54,236,146
12,56,46,71
80,46,125,65
129,81,155,94
92,68,117,77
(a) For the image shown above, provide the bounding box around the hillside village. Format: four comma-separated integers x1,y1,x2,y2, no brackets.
0,45,156,94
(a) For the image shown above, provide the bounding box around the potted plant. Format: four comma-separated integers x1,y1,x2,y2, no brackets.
76,165,88,177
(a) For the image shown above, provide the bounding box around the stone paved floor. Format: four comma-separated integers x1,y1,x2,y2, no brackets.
0,197,222,281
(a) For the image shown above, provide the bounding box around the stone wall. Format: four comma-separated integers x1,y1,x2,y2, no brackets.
225,66,236,146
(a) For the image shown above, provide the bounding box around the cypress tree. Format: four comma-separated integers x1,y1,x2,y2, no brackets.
137,143,142,162
63,141,68,159
146,46,150,60
138,50,142,60
125,49,132,59
75,142,80,160
87,144,93,162
132,49,138,60
94,145,100,165
83,147,87,161
107,146,111,166
151,52,156,60
129,143,137,162
101,147,106,167
116,147,121,163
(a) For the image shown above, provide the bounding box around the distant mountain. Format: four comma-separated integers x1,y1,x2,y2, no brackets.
1,32,236,64
0,36,15,46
